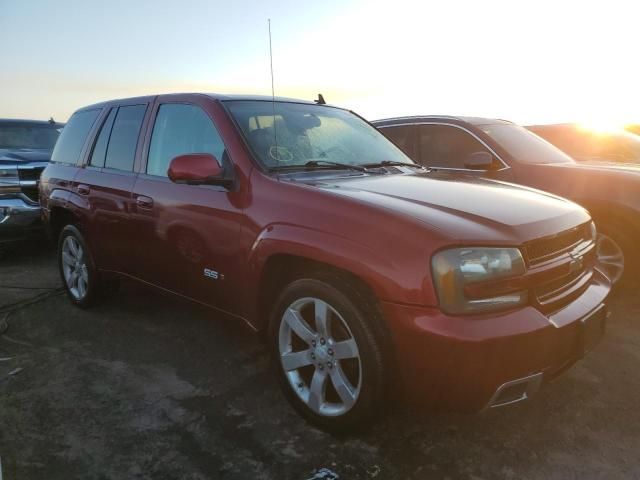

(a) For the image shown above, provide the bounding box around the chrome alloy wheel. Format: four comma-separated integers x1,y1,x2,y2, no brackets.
278,297,362,417
61,236,89,300
596,233,625,284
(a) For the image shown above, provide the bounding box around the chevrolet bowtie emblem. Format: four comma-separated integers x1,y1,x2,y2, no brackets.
569,251,585,273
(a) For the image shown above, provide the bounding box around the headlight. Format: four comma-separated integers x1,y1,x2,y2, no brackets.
0,165,20,194
431,247,527,315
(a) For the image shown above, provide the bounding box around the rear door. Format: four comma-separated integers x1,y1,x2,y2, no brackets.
130,96,243,313
73,101,150,273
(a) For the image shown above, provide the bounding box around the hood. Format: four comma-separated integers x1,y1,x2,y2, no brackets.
0,148,52,163
305,171,590,244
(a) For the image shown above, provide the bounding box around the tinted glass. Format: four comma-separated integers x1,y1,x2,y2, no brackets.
51,109,100,164
418,125,490,169
380,125,416,158
147,104,226,177
225,101,411,169
481,124,574,164
0,124,63,150
104,105,146,171
89,108,117,168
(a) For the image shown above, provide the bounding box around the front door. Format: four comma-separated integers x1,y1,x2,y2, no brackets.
415,124,515,182
130,98,243,314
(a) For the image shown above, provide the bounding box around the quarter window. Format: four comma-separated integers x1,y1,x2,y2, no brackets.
104,105,147,172
147,104,226,177
418,125,491,169
51,109,101,165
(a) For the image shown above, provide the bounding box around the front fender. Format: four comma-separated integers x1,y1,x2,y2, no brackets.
243,222,433,326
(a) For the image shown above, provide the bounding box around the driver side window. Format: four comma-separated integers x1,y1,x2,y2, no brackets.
147,104,226,177
418,124,491,169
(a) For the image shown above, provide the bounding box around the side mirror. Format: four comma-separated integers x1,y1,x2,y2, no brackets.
465,151,497,170
167,153,231,187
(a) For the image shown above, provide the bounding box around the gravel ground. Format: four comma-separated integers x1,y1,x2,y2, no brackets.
1,247,639,479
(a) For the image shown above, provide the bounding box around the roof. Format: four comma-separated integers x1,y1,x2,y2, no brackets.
526,123,576,129
372,115,513,127
0,118,65,127
204,93,317,104
77,93,321,112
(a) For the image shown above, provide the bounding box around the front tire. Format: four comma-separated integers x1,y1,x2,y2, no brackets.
595,220,635,286
269,275,388,432
58,225,99,308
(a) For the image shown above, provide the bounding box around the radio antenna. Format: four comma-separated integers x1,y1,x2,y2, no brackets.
268,18,278,160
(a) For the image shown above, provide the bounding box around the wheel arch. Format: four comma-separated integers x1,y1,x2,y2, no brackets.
257,252,398,379
257,253,380,330
244,223,418,331
579,200,640,239
48,206,79,242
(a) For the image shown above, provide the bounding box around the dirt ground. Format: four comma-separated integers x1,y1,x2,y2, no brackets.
1,246,639,480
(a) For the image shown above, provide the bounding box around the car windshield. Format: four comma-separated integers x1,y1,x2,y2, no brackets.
0,123,63,150
225,100,413,169
535,127,640,162
480,123,575,165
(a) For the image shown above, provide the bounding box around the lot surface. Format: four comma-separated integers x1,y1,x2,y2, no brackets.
1,247,640,480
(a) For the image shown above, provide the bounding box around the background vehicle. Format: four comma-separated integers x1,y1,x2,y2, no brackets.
527,123,640,164
0,118,64,252
374,116,640,285
40,95,609,431
626,125,640,136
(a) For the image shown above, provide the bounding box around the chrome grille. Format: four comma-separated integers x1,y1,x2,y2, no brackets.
528,225,596,313
17,164,46,204
525,224,590,266
535,269,592,308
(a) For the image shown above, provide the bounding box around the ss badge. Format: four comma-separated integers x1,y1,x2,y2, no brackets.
204,268,224,280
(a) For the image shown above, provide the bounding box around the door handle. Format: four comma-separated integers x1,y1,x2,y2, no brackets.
77,184,90,195
136,195,154,209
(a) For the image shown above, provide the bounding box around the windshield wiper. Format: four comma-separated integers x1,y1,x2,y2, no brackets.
363,160,427,169
304,160,369,172
270,160,369,173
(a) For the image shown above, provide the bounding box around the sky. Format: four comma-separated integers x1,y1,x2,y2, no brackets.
1,0,639,126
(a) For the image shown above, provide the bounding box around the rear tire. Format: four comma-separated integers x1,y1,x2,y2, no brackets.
268,274,389,433
58,225,99,308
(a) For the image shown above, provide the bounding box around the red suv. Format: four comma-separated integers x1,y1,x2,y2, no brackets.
40,94,610,431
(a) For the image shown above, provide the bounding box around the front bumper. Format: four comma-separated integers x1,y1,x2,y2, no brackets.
0,196,43,244
381,269,610,411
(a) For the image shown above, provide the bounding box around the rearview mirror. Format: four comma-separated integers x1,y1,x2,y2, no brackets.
465,151,497,170
167,153,231,187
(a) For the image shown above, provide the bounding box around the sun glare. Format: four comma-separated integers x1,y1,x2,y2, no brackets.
576,119,630,135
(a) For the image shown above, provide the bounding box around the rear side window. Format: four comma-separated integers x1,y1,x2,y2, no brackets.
104,105,147,171
89,108,117,168
51,109,100,165
146,104,226,177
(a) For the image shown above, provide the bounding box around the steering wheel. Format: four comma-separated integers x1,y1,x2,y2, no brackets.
269,145,294,163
